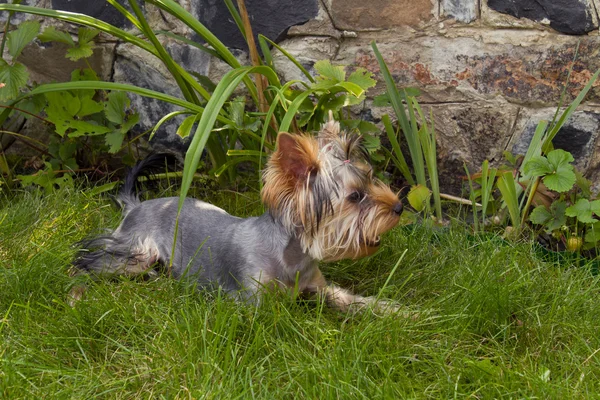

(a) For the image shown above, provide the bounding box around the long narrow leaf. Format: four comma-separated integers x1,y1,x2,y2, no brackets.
0,4,154,53
497,171,521,231
463,163,479,232
178,65,280,211
382,114,413,184
127,0,197,104
371,41,425,185
543,67,600,152
147,0,260,104
259,35,315,83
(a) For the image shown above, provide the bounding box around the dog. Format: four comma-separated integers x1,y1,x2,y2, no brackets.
71,116,403,313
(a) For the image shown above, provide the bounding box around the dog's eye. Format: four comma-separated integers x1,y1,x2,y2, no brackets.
347,191,365,203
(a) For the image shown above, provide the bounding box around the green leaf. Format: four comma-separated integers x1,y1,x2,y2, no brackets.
121,112,139,132
373,93,391,107
524,149,575,193
347,68,376,90
78,96,104,117
575,170,592,198
66,43,94,61
7,20,40,59
105,91,130,124
105,130,125,153
15,93,46,118
78,27,99,45
529,205,551,225
38,26,74,46
543,169,576,193
523,156,553,177
530,201,567,232
0,61,29,101
314,60,345,82
584,222,600,243
176,114,197,139
547,148,575,167
87,181,118,196
67,120,112,137
565,198,600,224
407,184,431,212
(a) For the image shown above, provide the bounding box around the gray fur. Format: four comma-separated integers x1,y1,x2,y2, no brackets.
75,195,321,300
73,128,404,314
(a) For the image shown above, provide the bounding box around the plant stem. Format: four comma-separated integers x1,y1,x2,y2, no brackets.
520,176,540,228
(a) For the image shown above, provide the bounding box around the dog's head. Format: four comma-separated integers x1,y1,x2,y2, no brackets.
262,115,402,261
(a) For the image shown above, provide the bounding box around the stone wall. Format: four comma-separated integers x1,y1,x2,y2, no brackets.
5,0,600,194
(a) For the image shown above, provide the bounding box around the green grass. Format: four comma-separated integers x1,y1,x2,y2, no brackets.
1,185,600,398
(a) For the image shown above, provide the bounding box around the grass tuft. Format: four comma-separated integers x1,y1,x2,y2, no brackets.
1,187,600,398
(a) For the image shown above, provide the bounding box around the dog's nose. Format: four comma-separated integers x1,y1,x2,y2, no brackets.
393,201,403,215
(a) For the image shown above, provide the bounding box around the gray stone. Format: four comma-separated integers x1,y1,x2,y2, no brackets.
428,101,521,194
0,0,48,23
441,0,478,23
19,40,116,83
273,36,339,83
192,0,318,51
113,40,211,153
51,0,131,28
288,0,340,38
511,110,600,171
488,0,598,35
338,35,600,106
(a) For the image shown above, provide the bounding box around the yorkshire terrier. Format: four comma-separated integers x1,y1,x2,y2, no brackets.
72,116,403,313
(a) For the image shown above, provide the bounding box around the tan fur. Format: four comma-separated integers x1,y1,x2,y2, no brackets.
261,122,402,262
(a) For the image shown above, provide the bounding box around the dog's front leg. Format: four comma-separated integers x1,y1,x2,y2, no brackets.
306,270,399,314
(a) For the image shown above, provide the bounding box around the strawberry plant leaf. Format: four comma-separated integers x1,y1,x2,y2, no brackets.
7,20,40,59
585,222,600,243
314,60,345,82
347,68,376,90
66,43,94,61
105,130,125,153
0,61,29,101
78,27,99,45
565,198,600,224
523,155,553,177
38,26,74,46
105,91,130,124
542,169,576,193
529,205,551,225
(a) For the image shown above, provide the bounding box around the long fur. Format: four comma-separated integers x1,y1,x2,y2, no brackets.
71,120,404,314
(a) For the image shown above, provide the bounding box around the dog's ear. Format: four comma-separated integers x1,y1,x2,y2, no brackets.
275,132,320,182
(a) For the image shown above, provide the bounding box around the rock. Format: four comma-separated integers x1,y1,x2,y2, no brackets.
441,0,478,23
51,0,130,28
428,101,521,194
113,40,211,153
272,36,340,83
191,0,318,50
340,35,600,106
487,0,598,35
511,109,600,171
288,0,340,38
0,0,48,24
19,41,116,83
326,0,434,30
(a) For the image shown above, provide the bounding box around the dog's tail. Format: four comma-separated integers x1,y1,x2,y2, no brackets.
118,153,174,216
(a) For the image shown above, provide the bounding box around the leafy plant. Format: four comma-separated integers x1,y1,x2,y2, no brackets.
370,41,443,221
0,21,141,191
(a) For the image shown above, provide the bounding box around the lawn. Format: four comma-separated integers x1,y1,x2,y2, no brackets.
1,185,599,398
